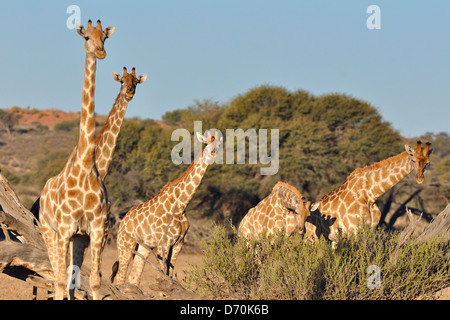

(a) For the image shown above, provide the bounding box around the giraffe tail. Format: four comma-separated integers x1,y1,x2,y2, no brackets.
30,197,40,221
110,260,119,283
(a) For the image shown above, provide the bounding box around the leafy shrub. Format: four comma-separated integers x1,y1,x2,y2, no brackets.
54,119,79,131
186,224,450,300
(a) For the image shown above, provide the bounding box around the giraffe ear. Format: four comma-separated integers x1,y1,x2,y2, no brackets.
405,144,414,156
76,24,87,39
196,132,206,143
311,202,320,211
137,74,148,84
104,26,115,39
112,72,122,82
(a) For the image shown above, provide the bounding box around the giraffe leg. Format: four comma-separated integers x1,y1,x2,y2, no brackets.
89,227,106,300
370,203,382,228
68,235,89,299
128,244,151,287
157,238,175,276
168,219,190,278
40,223,59,284
114,232,135,285
55,232,71,300
168,238,184,278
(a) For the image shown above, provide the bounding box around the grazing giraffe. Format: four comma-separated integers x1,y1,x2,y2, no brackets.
238,181,311,242
95,66,147,179
110,131,221,287
39,20,114,300
304,141,433,244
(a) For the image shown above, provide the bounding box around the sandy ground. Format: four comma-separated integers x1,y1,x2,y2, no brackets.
0,243,203,300
0,244,448,300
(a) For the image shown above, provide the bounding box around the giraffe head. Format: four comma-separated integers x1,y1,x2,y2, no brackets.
196,131,222,162
405,141,432,184
295,197,312,233
76,20,115,59
112,67,147,101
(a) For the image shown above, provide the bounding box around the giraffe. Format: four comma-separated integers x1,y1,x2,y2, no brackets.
238,181,311,242
38,20,115,300
95,66,147,180
110,131,221,287
30,68,147,216
304,141,433,244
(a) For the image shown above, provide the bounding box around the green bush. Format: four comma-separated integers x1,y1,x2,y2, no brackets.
54,119,79,131
186,224,450,300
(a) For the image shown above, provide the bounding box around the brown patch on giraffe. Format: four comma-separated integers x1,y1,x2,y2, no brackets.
67,177,77,189
347,152,409,180
185,183,194,194
84,192,99,210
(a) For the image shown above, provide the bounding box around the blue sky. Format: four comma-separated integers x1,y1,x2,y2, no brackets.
0,1,449,137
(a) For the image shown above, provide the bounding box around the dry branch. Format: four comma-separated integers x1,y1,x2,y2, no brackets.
417,203,450,242
0,170,199,300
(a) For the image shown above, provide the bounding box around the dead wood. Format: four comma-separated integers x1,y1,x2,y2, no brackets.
0,170,200,300
417,203,450,242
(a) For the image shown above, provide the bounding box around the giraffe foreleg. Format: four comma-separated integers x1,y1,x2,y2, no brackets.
168,220,190,278
370,203,382,228
128,244,151,287
88,218,107,300
68,235,89,299
55,231,71,300
113,231,135,285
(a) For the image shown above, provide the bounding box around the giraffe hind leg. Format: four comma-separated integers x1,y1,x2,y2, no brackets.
68,235,89,299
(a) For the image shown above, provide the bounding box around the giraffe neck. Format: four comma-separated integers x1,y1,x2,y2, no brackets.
363,152,413,201
276,185,301,211
95,92,128,179
170,150,209,207
76,52,97,170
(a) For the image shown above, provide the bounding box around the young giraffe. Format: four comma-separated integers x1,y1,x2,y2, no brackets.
110,131,221,287
238,181,311,242
39,20,114,300
95,66,147,179
304,141,432,244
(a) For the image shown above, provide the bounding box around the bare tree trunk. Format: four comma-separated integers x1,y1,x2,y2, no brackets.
417,203,450,242
0,171,198,300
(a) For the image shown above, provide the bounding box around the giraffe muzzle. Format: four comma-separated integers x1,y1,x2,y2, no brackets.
95,49,107,59
416,173,425,184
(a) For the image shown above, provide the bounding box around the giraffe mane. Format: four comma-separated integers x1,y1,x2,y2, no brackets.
346,151,409,181
273,181,303,199
157,150,204,195
95,93,123,144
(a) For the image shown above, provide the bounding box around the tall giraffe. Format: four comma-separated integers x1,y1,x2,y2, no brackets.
110,131,221,287
39,20,114,300
238,182,311,242
304,141,432,244
95,67,147,179
30,69,147,216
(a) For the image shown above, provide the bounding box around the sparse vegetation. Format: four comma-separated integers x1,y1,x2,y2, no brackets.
186,224,450,300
